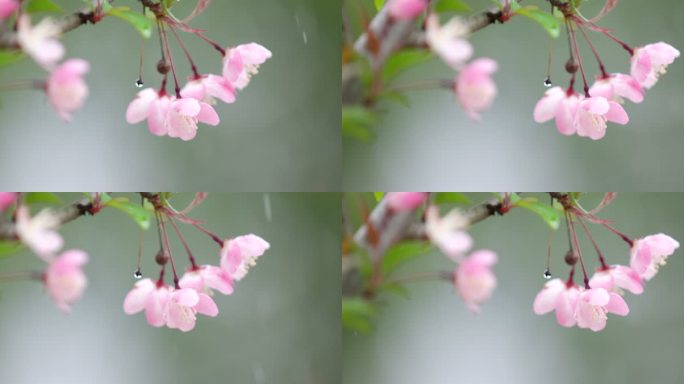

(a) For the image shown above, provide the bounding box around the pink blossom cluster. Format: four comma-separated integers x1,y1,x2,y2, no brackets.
0,198,89,312
534,233,678,331
10,13,90,120
425,205,497,312
534,42,679,140
123,234,269,331
387,0,427,20
126,43,271,141
0,0,18,20
425,15,497,120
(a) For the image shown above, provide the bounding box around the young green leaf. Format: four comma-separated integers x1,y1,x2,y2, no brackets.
0,241,23,258
382,241,432,274
434,0,471,13
433,192,470,205
342,297,378,333
0,51,24,68
23,192,63,205
342,106,378,142
103,198,152,230
515,6,561,38
25,0,63,13
515,199,561,230
374,0,386,11
107,7,154,38
383,49,433,82
373,192,385,202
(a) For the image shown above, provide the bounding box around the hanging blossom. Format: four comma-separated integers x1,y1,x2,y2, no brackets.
44,250,89,312
588,73,644,104
630,42,680,89
222,43,272,91
385,192,428,212
425,14,473,70
387,0,427,20
178,265,234,296
533,279,582,328
16,15,65,69
453,250,498,313
180,74,236,105
425,205,473,260
220,234,270,282
629,233,679,281
0,0,18,20
15,206,63,259
455,58,498,121
46,59,90,121
588,264,643,295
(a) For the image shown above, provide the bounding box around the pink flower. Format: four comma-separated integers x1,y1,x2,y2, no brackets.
123,278,171,327
46,59,89,121
425,206,473,260
180,74,236,105
454,250,497,312
15,206,63,259
166,287,218,332
425,14,473,69
533,87,582,136
125,88,173,136
387,0,427,20
0,0,18,20
0,192,17,212
533,279,582,327
575,97,629,140
166,98,220,141
220,234,270,281
455,58,498,120
588,265,643,295
575,288,629,332
630,42,680,89
16,15,64,69
385,192,427,211
44,250,88,312
589,73,644,104
630,233,679,280
222,43,272,90
179,265,234,295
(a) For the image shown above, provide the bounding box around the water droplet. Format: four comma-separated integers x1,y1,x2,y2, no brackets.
543,77,552,88
135,78,144,88
543,268,552,279
133,269,143,279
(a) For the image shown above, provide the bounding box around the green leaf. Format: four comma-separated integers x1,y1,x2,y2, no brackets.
342,297,377,333
382,241,432,274
102,197,152,230
25,0,63,13
434,0,471,13
342,106,378,142
373,192,385,202
380,282,410,298
23,192,62,205
433,192,470,205
0,51,24,68
515,6,561,38
383,49,433,82
107,7,154,38
515,199,561,230
374,0,386,11
377,91,410,107
0,241,23,258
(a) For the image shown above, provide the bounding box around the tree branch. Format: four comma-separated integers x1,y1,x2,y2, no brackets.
0,198,93,241
0,9,96,50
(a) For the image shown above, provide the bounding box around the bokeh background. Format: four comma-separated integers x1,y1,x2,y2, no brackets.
344,0,684,190
0,193,340,384
344,193,684,384
0,0,340,191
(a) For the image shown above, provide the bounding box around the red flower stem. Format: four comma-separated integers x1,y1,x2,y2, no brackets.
568,21,590,97
577,216,609,269
601,223,634,247
155,210,166,285
168,24,200,78
196,33,226,56
159,21,181,98
158,214,180,289
566,211,589,288
577,23,608,78
168,217,198,270
600,30,634,55
191,223,224,246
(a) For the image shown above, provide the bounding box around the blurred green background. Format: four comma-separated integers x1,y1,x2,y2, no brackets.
344,0,684,190
344,193,684,384
0,0,340,191
0,193,340,384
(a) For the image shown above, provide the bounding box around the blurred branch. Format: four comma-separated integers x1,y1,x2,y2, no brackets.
0,198,93,241
0,9,96,50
